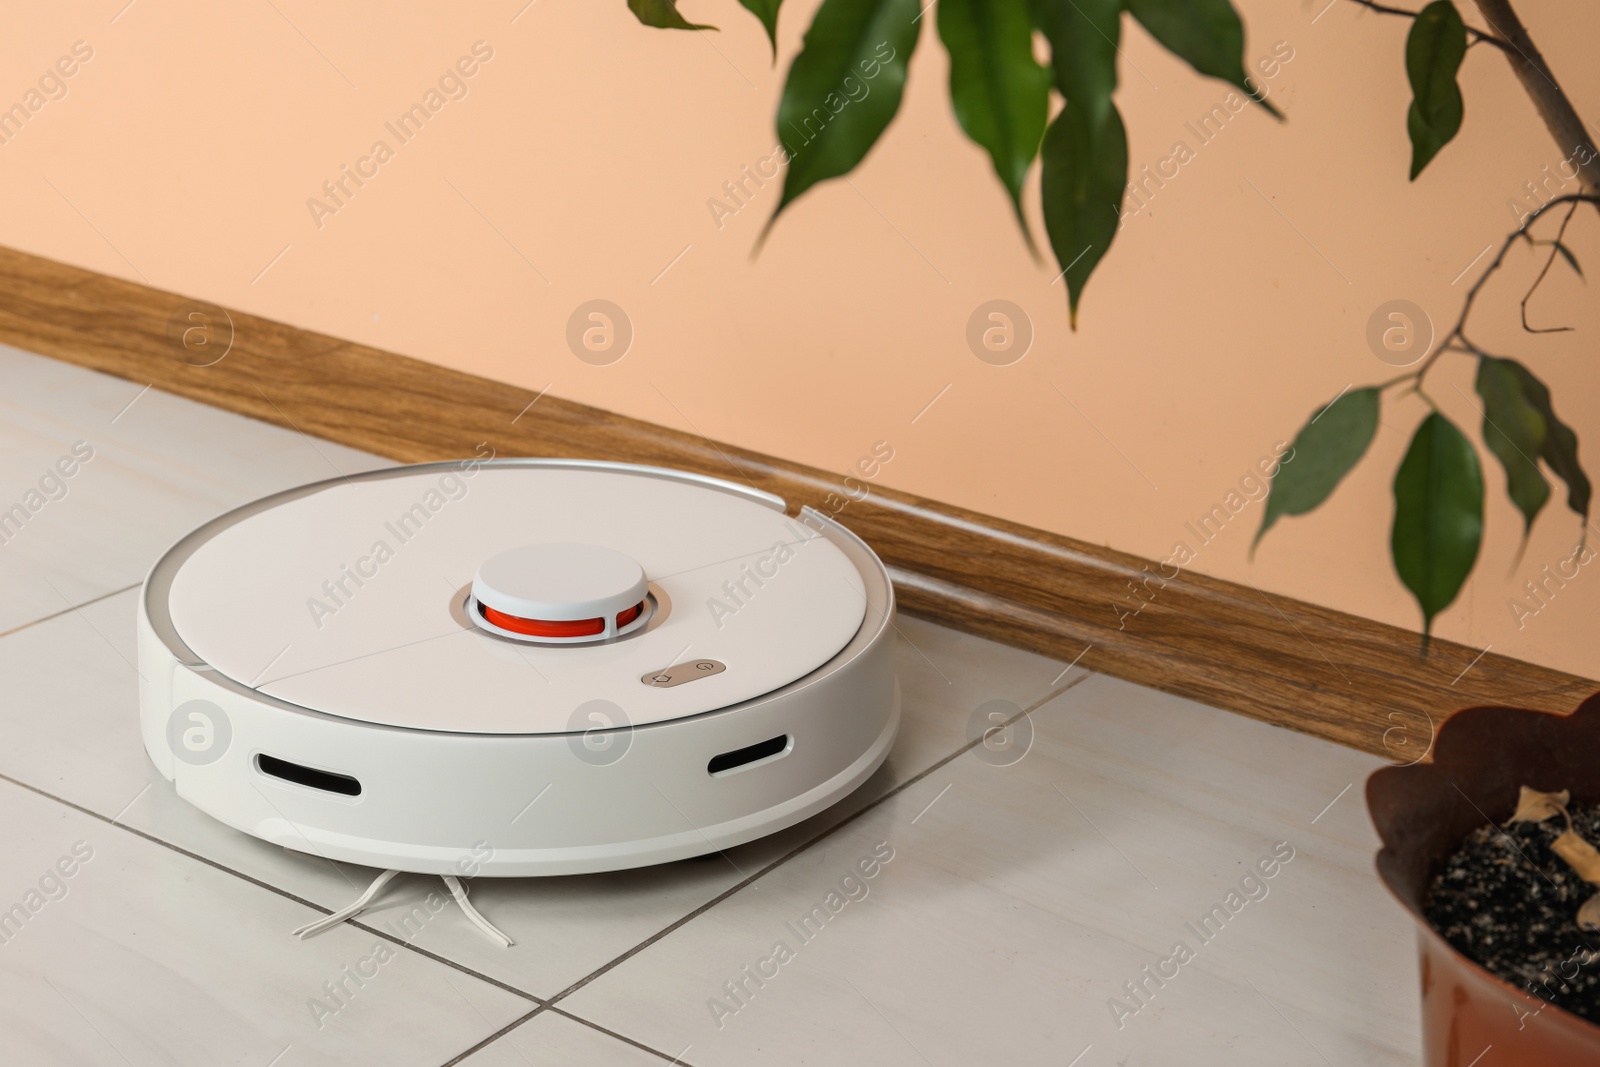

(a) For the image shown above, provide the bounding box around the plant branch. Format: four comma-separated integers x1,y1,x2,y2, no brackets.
1471,0,1600,193
1345,0,1598,192
1520,199,1581,334
1415,192,1600,382
1343,0,1512,52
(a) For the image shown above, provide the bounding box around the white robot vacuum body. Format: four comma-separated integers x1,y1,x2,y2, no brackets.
138,460,899,876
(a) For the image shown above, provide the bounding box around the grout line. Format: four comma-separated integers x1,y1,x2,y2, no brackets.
436,1004,546,1067
436,1001,713,1067
0,769,543,1007
2,624,1087,1067
537,670,1096,1010
436,668,1094,1064
547,1006,709,1067
0,582,141,641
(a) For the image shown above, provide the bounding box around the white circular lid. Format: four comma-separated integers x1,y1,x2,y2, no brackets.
163,462,870,735
473,542,648,623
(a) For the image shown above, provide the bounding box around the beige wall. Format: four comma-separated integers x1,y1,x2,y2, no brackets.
3,0,1595,678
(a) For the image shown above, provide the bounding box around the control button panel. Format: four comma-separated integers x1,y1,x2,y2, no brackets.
640,659,726,688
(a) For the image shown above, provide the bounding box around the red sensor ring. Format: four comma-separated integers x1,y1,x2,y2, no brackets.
480,601,643,638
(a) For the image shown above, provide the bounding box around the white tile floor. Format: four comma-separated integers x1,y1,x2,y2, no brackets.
0,345,1422,1065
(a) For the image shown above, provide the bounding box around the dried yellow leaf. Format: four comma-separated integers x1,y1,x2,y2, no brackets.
1502,786,1600,931
1505,786,1571,826
1552,829,1600,887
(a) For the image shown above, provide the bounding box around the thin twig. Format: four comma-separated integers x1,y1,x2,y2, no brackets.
1342,0,1513,52
1520,199,1582,333
1415,193,1600,385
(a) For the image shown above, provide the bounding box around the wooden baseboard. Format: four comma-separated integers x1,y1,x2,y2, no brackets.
1,244,1591,757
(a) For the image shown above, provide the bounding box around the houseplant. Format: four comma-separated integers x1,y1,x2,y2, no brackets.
1370,693,1600,1063
631,0,1598,1059
630,0,1592,644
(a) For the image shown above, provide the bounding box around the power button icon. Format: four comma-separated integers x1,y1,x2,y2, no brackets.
640,659,727,688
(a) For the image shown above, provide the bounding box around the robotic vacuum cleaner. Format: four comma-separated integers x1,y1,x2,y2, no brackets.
137,459,900,882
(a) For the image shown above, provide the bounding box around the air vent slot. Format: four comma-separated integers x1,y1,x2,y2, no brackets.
257,754,361,796
708,734,790,776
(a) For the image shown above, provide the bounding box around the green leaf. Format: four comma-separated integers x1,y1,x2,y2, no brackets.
1125,0,1282,119
1032,0,1123,317
739,0,783,59
938,0,1051,249
1031,0,1122,132
1404,0,1466,179
1475,356,1550,536
768,0,921,226
1040,98,1127,326
1391,412,1484,641
1254,387,1382,551
1502,359,1591,523
628,0,716,31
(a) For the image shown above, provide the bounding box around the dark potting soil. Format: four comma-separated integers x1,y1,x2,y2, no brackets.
1426,801,1600,1022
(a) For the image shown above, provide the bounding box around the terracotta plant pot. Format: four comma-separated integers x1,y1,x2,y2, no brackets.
1368,692,1600,1065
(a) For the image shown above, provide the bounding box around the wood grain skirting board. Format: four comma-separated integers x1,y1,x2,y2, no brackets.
1,244,1592,757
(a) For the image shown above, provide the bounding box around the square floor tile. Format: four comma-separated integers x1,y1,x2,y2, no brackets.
558,673,1421,1066
0,776,531,1066
0,582,1074,1001
0,346,386,634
